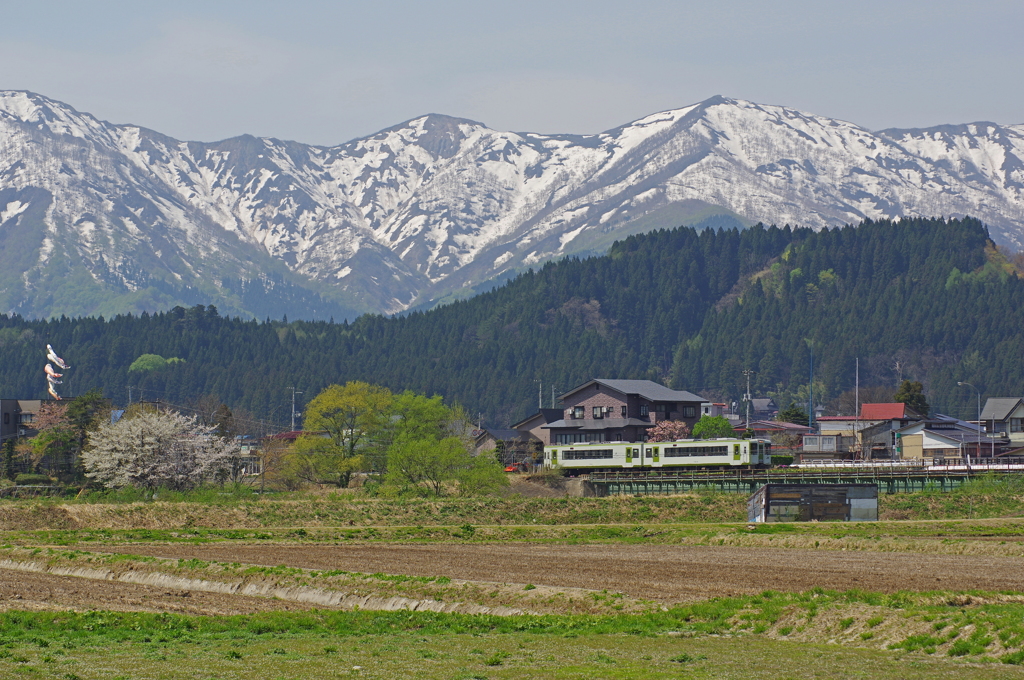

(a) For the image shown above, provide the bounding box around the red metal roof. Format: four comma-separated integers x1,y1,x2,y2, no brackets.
860,403,909,419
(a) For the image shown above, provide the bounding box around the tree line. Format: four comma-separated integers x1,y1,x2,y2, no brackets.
7,383,506,498
0,217,1020,427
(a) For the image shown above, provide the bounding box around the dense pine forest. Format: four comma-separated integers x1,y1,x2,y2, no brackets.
0,217,1020,429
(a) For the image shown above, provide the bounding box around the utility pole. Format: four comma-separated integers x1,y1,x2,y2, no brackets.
535,379,542,410
289,387,303,431
807,340,815,432
128,386,133,406
742,370,755,429
855,357,861,460
855,357,859,418
958,381,979,473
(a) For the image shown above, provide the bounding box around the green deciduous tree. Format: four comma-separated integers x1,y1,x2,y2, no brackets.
384,437,472,496
457,452,510,496
292,382,394,487
382,389,506,496
690,415,736,439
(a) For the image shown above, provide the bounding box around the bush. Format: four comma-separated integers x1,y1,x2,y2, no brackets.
14,473,53,486
771,455,794,466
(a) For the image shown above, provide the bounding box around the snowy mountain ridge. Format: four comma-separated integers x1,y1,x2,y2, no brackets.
1,90,1023,319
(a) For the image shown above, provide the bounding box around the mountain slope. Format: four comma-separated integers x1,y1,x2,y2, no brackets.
2,91,1023,319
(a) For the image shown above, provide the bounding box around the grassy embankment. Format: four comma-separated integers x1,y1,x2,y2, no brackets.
1,472,1022,531
4,592,1024,678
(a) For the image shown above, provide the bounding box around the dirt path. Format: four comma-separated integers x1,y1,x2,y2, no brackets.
93,543,1024,603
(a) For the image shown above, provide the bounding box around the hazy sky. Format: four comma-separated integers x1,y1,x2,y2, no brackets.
3,0,1020,146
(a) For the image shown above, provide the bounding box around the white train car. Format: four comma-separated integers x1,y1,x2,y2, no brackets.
544,438,772,472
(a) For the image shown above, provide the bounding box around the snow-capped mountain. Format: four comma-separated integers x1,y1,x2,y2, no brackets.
1,90,1023,319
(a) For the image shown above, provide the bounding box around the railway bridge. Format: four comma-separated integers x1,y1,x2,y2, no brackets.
582,467,1019,496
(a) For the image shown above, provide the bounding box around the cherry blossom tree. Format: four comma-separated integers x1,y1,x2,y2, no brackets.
83,410,239,490
645,420,692,442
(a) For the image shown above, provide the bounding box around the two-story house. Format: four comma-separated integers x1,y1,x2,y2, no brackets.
981,398,1024,446
0,399,46,445
856,403,926,459
542,379,708,444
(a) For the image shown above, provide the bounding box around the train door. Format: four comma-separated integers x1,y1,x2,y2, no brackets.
649,445,660,467
625,446,635,467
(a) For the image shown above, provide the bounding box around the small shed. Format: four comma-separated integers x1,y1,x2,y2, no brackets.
747,484,878,523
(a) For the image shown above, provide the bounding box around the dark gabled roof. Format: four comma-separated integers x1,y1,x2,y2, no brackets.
744,420,813,433
981,398,1024,421
561,379,704,403
512,408,563,429
895,416,982,434
475,428,527,442
542,418,653,430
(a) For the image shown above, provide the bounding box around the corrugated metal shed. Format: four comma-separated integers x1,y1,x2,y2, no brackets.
748,484,878,523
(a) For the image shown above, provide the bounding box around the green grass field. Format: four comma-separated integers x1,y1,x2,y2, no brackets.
2,479,1024,678
3,598,1024,679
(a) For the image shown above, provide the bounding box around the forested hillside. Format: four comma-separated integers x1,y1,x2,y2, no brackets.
0,217,1020,427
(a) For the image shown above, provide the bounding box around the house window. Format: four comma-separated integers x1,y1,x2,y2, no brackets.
620,405,627,418
555,432,605,444
573,406,584,420
17,413,33,424
2,413,8,425
1012,418,1022,433
655,403,666,412
592,406,603,419
639,405,649,417
682,406,696,418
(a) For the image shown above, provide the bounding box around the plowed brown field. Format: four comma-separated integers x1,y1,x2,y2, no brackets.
0,567,323,614
94,543,1024,603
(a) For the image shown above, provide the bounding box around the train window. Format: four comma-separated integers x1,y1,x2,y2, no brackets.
562,448,614,460
665,445,728,457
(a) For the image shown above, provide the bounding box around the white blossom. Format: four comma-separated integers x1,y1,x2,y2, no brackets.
83,410,239,490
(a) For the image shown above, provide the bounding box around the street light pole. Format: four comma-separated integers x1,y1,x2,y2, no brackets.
957,381,980,472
